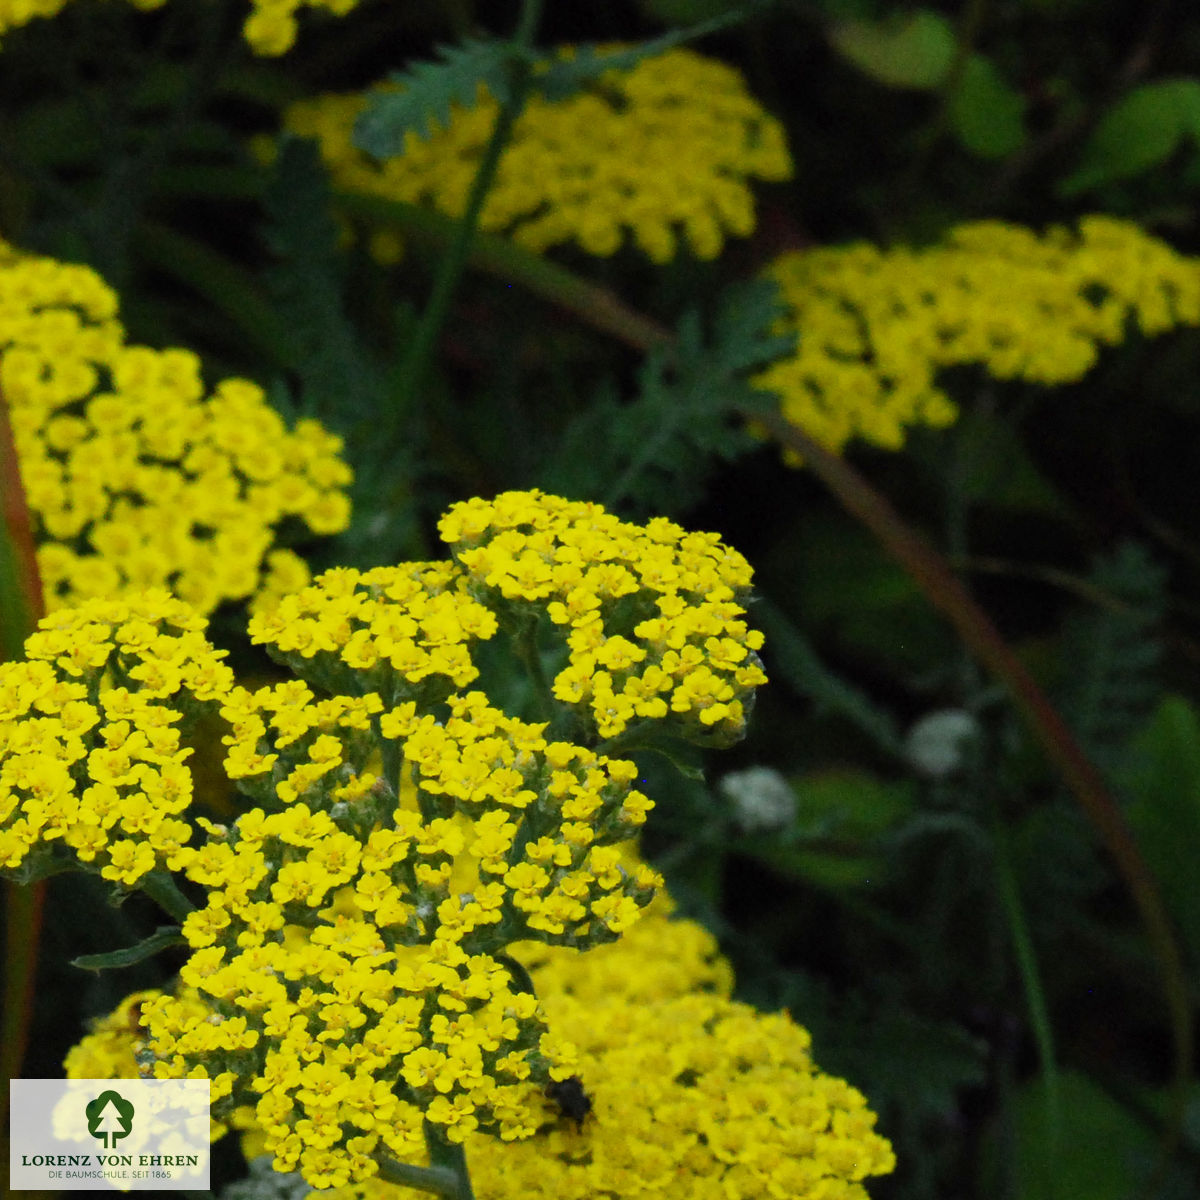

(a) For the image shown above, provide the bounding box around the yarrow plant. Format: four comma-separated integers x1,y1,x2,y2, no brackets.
755,215,1200,456
0,0,361,55
0,489,829,1197
0,238,352,615
68,901,897,1200
283,47,792,264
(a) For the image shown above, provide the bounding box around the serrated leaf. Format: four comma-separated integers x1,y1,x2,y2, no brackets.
948,54,1027,158
262,137,386,426
537,7,759,101
829,9,955,90
1059,77,1200,196
540,280,782,515
71,926,185,973
1056,542,1165,772
354,38,511,156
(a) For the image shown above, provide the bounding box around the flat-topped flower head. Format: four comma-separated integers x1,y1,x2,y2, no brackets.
0,239,352,615
71,905,895,1200
284,46,792,264
0,0,360,54
247,562,499,706
757,216,1200,458
439,490,767,746
0,591,235,886
29,494,766,1193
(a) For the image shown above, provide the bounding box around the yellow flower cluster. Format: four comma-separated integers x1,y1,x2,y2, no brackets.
757,215,1200,456
246,562,498,706
439,490,767,745
0,0,357,55
22,492,766,1193
40,576,638,1177
0,238,351,615
68,906,895,1200
0,591,234,886
129,559,661,1184
284,46,792,264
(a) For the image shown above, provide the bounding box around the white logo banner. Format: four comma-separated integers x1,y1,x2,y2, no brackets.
9,1079,210,1191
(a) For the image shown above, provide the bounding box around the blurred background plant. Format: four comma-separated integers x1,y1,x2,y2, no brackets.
4,0,1200,1197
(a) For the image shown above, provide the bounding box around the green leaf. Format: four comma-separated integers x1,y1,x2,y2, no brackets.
356,6,774,156
754,596,905,755
1121,695,1200,967
951,405,1075,516
991,1070,1155,1200
1059,77,1200,196
948,54,1027,158
261,137,387,430
1056,542,1165,773
541,280,785,516
71,926,185,973
829,9,955,90
745,769,916,888
134,222,293,368
354,38,512,156
537,8,765,101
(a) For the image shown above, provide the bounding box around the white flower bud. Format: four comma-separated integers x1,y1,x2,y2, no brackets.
904,709,979,777
719,767,797,833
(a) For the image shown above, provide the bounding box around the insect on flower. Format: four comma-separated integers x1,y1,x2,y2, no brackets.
545,1075,592,1129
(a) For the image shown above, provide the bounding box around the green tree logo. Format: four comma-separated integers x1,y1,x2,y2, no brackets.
85,1090,135,1149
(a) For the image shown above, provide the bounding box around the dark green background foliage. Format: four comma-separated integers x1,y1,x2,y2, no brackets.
5,1,1200,1197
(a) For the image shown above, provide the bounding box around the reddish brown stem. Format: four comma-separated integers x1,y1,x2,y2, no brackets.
753,410,1192,1158
0,384,45,1137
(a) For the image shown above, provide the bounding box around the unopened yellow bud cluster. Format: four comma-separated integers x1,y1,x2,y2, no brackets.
757,216,1200,457
7,491,766,1193
284,47,792,264
0,240,352,614
439,490,767,745
68,903,895,1200
0,0,357,55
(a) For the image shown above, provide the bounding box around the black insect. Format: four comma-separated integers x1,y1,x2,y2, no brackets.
545,1075,592,1129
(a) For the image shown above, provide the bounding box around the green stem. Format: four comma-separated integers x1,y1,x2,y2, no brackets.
139,871,196,923
423,1121,476,1200
993,819,1060,1197
514,616,555,721
388,0,546,435
335,189,674,353
495,952,537,996
753,410,1192,1164
374,1153,461,1197
899,0,989,204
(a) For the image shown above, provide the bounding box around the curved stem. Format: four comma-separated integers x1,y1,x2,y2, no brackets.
335,189,674,354
139,871,196,923
993,819,1060,1193
495,952,537,996
424,1121,476,1200
0,384,45,1130
374,1153,461,1197
753,409,1193,1163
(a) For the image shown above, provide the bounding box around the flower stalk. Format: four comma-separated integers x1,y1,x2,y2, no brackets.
0,384,46,1142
